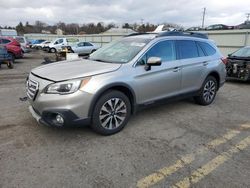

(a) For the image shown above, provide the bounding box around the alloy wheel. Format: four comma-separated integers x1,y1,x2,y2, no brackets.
99,98,127,130
203,80,216,103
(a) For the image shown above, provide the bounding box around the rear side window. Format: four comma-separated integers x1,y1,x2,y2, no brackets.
196,42,206,57
1,39,11,44
177,40,199,59
84,42,93,46
197,42,216,56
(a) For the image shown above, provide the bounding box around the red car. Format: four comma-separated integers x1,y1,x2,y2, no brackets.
0,37,23,60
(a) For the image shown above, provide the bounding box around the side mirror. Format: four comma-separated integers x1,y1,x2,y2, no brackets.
145,57,162,71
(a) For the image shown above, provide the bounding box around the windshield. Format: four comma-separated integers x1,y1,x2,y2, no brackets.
232,47,250,57
89,37,151,63
15,37,25,43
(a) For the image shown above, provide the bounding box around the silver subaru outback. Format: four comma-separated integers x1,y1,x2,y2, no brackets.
27,31,226,135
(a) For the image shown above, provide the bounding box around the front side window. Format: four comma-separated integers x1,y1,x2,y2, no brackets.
138,40,176,65
177,40,199,59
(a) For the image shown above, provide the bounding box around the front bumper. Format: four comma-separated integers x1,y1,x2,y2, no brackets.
29,106,91,127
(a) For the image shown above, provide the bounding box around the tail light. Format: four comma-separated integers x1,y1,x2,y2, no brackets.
221,57,228,65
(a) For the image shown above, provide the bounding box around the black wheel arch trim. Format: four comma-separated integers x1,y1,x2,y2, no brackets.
206,71,221,89
87,82,137,118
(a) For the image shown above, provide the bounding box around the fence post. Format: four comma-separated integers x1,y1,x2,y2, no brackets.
244,31,249,46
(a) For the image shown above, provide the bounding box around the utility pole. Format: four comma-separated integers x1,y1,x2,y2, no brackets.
202,7,206,28
140,18,144,25
246,13,250,21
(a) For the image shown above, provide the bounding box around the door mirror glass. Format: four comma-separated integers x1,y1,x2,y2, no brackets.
145,57,162,71
147,57,162,66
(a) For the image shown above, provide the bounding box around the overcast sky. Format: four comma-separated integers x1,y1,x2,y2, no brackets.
0,0,249,28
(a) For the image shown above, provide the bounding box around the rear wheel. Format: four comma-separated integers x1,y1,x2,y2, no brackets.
194,76,218,105
7,60,14,69
91,90,131,135
8,53,15,63
50,48,56,53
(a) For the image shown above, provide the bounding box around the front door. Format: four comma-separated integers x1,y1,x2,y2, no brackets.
134,40,182,104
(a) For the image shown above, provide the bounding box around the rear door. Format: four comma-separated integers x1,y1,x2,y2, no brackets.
176,40,207,93
83,42,94,54
134,40,182,104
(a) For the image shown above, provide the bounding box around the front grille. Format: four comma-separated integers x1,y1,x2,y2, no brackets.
26,79,39,100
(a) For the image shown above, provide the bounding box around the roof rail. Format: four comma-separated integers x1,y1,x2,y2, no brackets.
157,31,208,39
125,32,153,37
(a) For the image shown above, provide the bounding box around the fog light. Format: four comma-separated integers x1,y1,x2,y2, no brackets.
55,114,64,125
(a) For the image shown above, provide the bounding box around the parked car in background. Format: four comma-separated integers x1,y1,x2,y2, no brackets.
33,41,50,50
226,46,250,81
186,27,202,31
206,24,233,30
42,41,51,51
69,42,99,55
48,38,79,53
30,39,46,48
13,36,31,53
0,46,14,69
27,31,226,135
0,37,23,60
236,21,250,29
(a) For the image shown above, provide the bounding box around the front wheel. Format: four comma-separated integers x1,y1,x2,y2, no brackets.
91,90,131,135
7,60,14,69
194,76,218,106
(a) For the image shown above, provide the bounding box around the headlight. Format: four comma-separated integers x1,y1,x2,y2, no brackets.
45,78,91,94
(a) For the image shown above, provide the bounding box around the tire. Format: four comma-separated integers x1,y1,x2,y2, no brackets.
50,48,56,53
91,90,131,135
194,76,218,106
7,60,14,69
8,53,15,63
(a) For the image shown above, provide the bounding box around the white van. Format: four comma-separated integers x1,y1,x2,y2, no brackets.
48,38,79,53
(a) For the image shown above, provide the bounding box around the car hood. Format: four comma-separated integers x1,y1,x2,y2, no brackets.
31,59,122,82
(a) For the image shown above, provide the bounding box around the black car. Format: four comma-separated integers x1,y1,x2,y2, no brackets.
226,46,250,81
0,46,14,69
206,24,233,30
236,21,250,29
186,27,202,31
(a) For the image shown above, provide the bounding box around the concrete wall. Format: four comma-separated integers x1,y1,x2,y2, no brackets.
205,29,250,56
25,29,250,56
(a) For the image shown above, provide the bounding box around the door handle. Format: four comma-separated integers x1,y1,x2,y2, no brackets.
203,61,209,66
173,67,181,72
